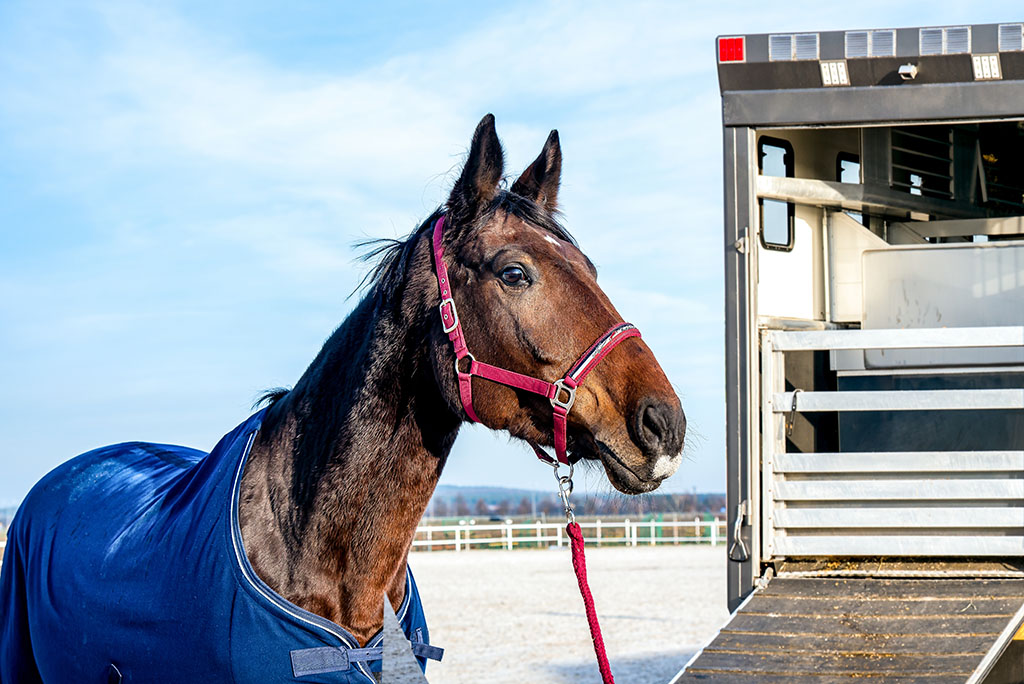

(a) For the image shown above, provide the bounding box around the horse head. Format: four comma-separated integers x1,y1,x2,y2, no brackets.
431,114,685,494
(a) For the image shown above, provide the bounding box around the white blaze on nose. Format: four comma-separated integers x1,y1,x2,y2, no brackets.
649,453,682,481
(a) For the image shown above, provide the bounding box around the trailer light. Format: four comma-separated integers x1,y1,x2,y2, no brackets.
898,63,918,80
972,54,1002,80
718,36,745,62
998,23,1023,51
820,60,850,87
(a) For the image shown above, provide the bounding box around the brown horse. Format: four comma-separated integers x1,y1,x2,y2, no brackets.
238,114,686,646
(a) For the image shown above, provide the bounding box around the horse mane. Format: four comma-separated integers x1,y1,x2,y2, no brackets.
255,190,576,412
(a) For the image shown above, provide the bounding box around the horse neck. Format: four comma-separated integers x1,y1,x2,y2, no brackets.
241,279,460,644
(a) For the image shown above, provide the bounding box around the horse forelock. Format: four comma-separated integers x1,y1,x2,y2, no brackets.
358,190,577,314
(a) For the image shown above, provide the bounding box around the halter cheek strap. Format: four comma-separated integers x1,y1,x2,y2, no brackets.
431,214,640,466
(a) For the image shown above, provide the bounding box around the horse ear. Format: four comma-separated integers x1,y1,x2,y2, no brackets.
510,130,561,212
448,114,504,223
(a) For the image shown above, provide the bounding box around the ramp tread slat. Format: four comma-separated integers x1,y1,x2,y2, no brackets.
707,631,994,655
680,578,1024,681
761,578,1024,599
747,595,1023,617
690,651,976,676
675,672,965,683
726,613,1012,634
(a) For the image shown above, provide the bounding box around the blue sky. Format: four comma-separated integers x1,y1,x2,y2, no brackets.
1,1,1020,507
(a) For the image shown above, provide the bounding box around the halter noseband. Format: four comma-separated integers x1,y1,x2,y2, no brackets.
431,214,640,466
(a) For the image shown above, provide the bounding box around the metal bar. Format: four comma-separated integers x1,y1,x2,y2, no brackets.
774,478,1024,501
756,174,987,219
891,145,954,163
888,217,1024,238
774,507,1024,529
722,81,1024,128
967,601,1024,684
774,451,1024,473
891,129,952,146
761,332,782,559
769,326,1024,351
774,389,1024,412
774,535,1024,557
891,163,953,181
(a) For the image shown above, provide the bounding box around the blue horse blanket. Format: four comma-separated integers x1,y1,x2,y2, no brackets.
0,410,438,683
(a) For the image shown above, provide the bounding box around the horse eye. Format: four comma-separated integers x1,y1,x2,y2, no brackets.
500,265,527,286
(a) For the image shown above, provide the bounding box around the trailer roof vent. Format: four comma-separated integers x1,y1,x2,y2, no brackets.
921,26,971,55
769,34,792,61
794,33,820,60
998,23,1023,51
871,30,895,57
770,33,819,61
846,30,895,58
845,31,868,58
920,28,944,55
946,26,971,54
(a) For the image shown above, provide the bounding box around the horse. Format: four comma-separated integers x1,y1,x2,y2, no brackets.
0,114,686,683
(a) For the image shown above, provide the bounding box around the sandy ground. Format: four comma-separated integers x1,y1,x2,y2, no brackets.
408,545,729,684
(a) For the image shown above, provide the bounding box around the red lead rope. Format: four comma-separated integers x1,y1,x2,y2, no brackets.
567,522,615,684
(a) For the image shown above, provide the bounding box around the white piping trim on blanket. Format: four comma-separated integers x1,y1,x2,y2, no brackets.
229,425,414,681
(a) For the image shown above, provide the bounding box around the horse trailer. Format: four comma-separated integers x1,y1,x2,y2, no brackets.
674,23,1024,683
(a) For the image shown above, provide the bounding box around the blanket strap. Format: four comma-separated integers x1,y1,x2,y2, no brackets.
290,639,443,677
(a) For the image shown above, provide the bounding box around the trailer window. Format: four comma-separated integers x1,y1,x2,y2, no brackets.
758,137,795,251
836,152,865,225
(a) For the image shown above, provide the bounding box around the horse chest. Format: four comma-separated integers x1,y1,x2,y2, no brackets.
0,412,433,683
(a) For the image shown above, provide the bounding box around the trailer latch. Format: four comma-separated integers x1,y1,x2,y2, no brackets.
785,388,802,438
728,499,750,562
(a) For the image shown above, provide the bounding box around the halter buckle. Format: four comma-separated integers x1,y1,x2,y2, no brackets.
439,297,459,334
550,379,576,412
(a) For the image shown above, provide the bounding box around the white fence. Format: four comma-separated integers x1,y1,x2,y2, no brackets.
412,518,725,552
0,521,725,569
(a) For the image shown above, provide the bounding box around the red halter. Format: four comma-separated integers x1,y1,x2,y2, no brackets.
431,214,640,466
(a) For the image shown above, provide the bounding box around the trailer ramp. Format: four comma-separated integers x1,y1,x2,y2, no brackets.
676,577,1024,683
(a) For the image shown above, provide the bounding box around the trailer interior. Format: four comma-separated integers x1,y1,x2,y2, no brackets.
675,23,1024,684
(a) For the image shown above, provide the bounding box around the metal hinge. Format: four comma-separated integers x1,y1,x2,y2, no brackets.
755,565,775,590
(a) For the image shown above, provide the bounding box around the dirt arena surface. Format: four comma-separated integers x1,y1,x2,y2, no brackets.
410,545,729,684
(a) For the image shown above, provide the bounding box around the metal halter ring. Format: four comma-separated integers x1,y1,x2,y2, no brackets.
454,352,475,376
549,379,576,412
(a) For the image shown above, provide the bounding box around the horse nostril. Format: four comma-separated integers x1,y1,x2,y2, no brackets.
637,400,686,455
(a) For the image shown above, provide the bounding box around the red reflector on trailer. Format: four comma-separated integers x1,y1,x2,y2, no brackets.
719,36,745,62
